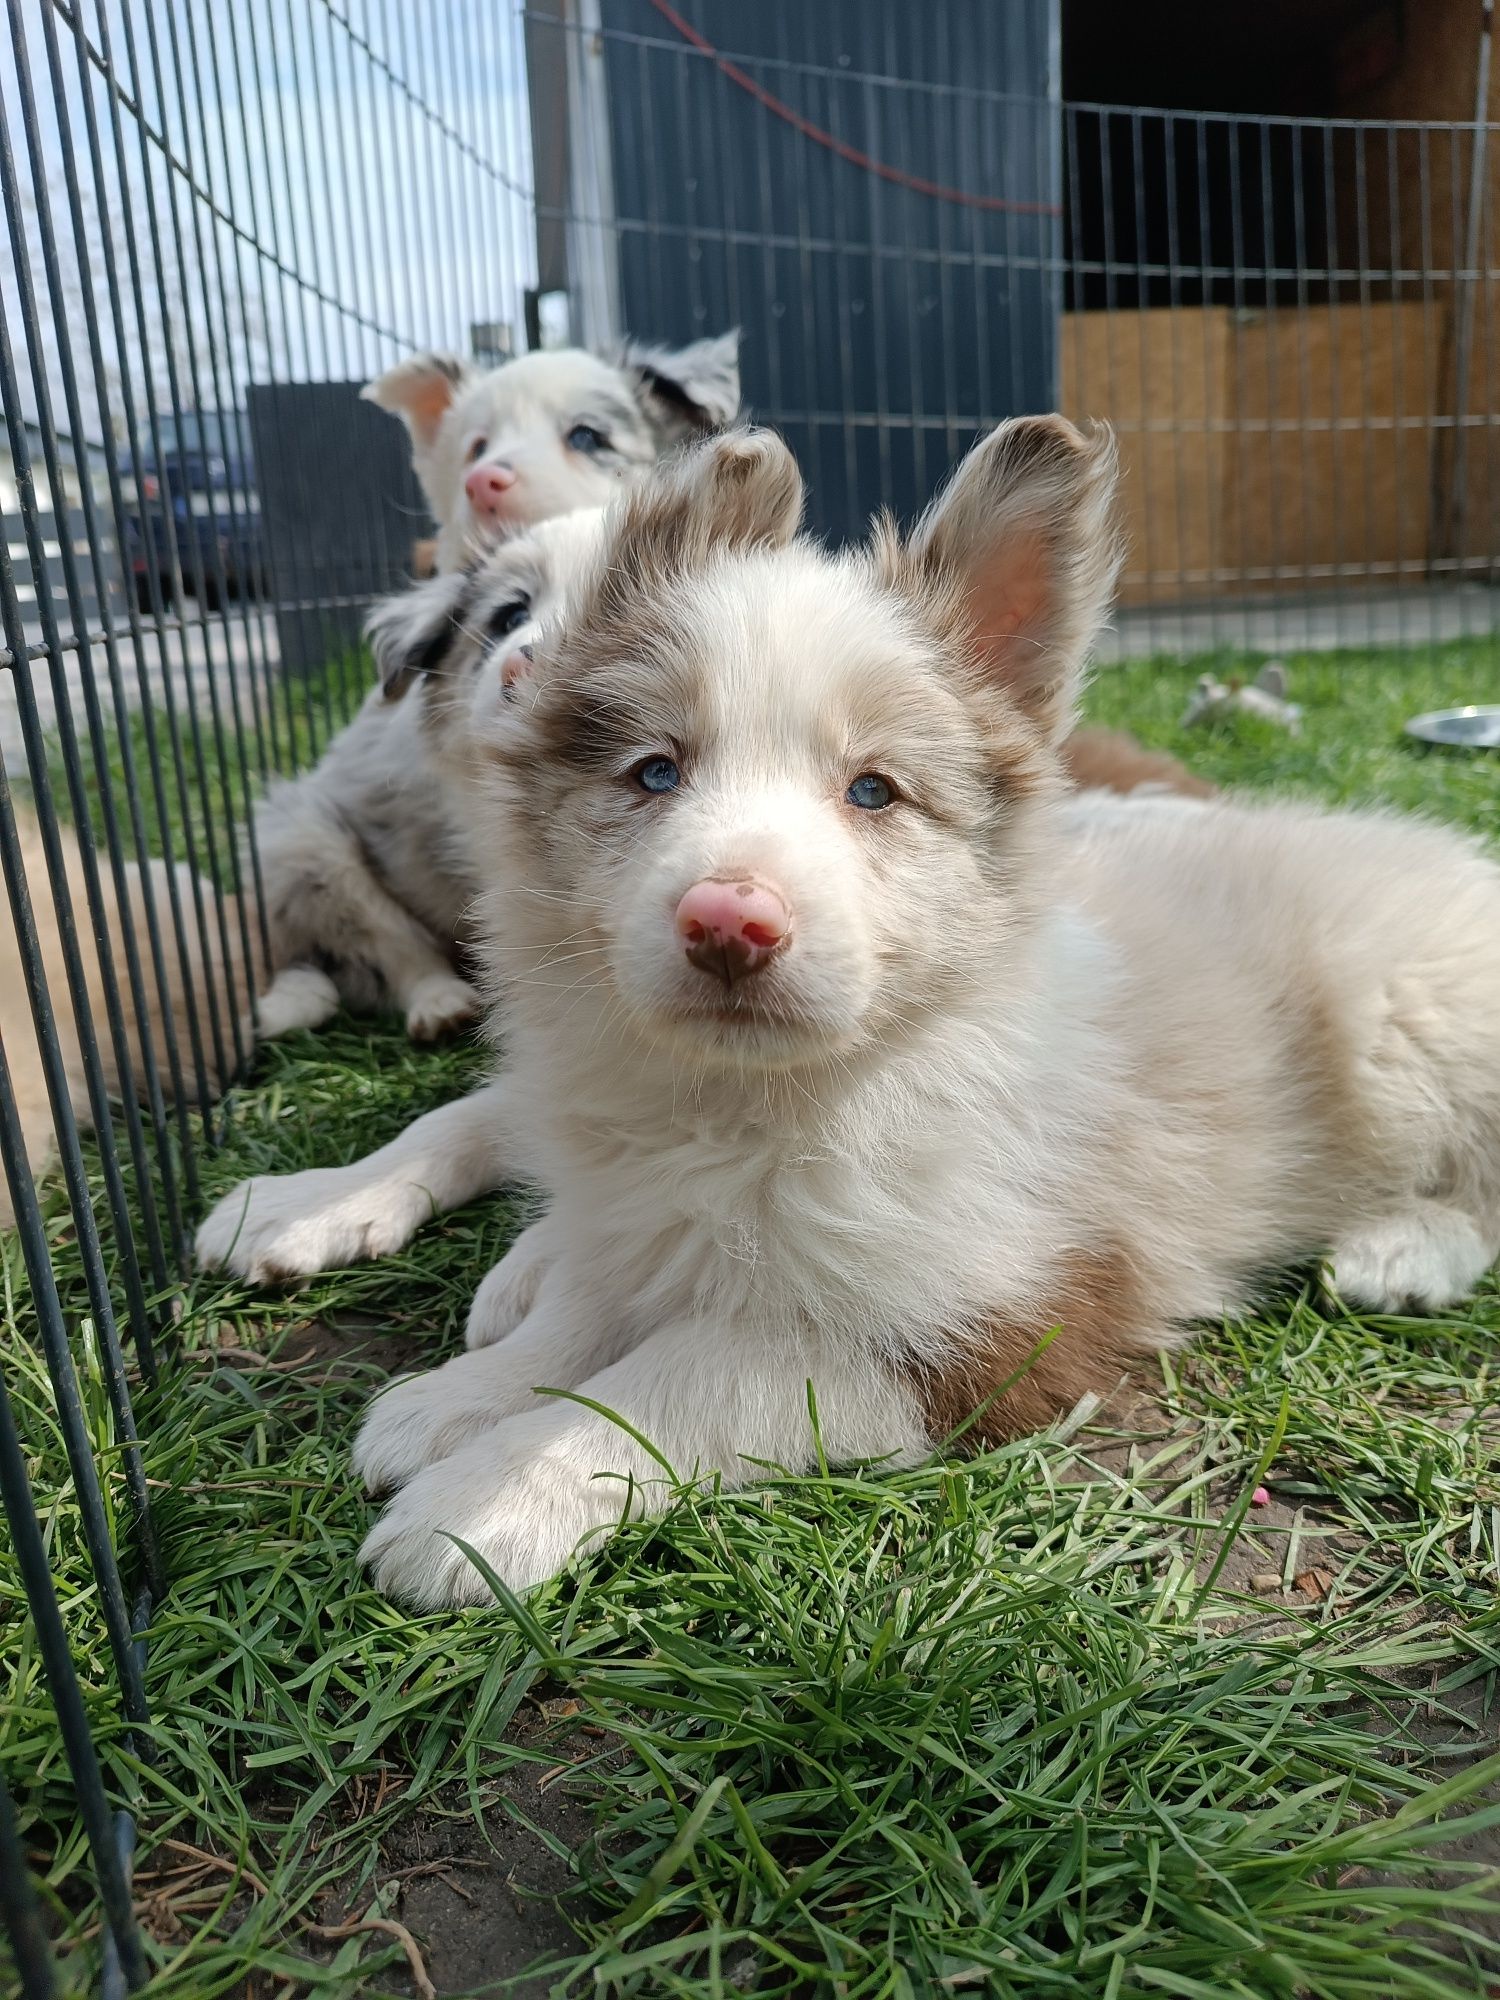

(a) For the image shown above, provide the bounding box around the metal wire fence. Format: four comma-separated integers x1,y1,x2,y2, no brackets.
1,1,1498,1987
1,1,532,1988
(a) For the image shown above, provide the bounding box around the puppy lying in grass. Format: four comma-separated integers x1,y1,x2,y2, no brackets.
252,510,606,1042
323,421,1500,1606
253,334,744,1041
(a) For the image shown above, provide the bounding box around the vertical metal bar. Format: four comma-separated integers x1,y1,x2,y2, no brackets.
206,0,291,780
0,1258,146,1988
1476,110,1499,617
1129,111,1159,610
390,0,445,362
453,0,499,366
1226,115,1253,637
1360,121,1384,648
1162,113,1193,614
822,54,862,538
97,1808,139,2000
42,0,202,1201
23,0,186,1286
701,41,743,410
1447,8,1494,569
1386,123,1412,650
776,7,824,520
1417,123,1441,660
1322,123,1353,649
324,0,412,713
1193,111,1220,645
656,40,684,348
141,0,267,1027
92,0,247,1095
0,757,162,1665
746,22,786,439
56,0,223,1158
108,0,254,1070
1254,117,1283,636
357,0,417,446
302,0,370,726
1444,125,1465,628
0,1765,56,2000
967,58,993,446
0,741,171,1537
246,0,334,756
1098,112,1145,638
1288,119,1320,650
313,0,397,724
861,62,895,513
931,6,961,475
177,0,283,827
0,15,166,1340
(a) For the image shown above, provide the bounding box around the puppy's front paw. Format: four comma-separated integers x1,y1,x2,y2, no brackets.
404,973,483,1043
1328,1208,1494,1314
195,1166,436,1282
465,1226,554,1349
359,1437,626,1607
351,1343,558,1494
255,966,340,1039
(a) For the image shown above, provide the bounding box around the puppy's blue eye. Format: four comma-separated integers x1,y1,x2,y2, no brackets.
487,597,530,639
634,755,680,794
846,772,894,810
567,423,608,455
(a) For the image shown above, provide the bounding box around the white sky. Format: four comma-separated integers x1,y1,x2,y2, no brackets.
1,0,535,455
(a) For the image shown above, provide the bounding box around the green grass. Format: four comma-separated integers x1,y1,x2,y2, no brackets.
4,638,1500,1996
1088,635,1500,832
25,652,363,883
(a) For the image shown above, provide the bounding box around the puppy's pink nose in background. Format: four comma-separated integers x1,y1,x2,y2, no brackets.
464,461,519,519
675,879,789,984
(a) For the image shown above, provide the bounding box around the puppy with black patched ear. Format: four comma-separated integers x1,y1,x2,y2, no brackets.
364,336,741,571
252,510,608,1043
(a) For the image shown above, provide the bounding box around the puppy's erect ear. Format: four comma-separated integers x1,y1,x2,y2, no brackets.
904,415,1121,742
598,428,801,606
623,329,742,437
365,570,469,700
362,354,472,451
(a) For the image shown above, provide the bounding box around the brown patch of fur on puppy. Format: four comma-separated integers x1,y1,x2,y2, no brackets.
908,1245,1152,1445
1062,726,1217,800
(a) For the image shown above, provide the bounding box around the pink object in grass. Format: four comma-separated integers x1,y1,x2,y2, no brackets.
1251,1485,1271,1507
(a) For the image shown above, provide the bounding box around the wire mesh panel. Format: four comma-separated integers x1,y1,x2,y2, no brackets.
3,0,1500,1985
0,0,533,1984
582,0,1061,540
1063,102,1500,660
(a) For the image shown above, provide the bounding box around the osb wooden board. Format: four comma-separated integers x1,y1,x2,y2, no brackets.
1059,302,1485,602
1222,301,1439,588
1061,308,1229,606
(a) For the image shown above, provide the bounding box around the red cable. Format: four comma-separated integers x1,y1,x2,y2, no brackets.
645,0,1061,218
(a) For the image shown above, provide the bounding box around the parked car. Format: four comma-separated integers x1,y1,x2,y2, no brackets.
117,411,265,613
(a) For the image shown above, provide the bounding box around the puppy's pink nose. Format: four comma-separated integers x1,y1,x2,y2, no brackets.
464,461,519,518
675,879,789,984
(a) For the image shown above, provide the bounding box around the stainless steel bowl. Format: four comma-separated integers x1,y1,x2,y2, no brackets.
1403,704,1500,749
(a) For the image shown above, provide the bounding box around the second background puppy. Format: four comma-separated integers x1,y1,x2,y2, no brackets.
253,333,740,1039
